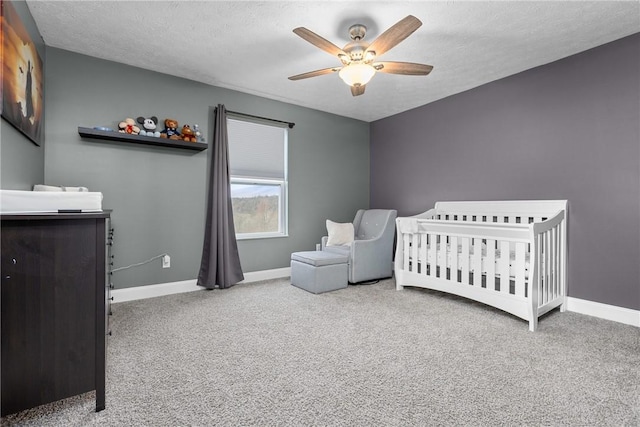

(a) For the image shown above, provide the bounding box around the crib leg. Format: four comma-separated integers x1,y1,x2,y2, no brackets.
560,297,567,312
529,316,538,332
395,271,404,290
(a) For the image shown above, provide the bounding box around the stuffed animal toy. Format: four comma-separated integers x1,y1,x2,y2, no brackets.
136,116,161,137
193,124,203,142
118,118,140,135
160,118,181,140
180,124,197,142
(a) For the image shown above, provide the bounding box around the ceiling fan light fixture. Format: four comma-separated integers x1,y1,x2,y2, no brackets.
364,51,376,62
338,63,376,87
338,53,350,64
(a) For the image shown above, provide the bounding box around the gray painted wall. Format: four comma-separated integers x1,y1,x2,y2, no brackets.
370,33,640,310
0,1,44,189
45,48,369,289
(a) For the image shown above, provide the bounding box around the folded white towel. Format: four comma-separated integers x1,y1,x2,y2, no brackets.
33,184,89,192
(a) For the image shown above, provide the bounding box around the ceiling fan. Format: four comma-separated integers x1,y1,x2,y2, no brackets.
288,15,433,96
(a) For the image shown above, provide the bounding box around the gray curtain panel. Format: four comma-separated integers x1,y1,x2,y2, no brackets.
197,104,244,289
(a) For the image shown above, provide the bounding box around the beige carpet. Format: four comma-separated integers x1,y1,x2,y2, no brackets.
2,278,639,426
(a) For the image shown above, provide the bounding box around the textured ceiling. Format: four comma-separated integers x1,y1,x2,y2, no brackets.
27,1,640,122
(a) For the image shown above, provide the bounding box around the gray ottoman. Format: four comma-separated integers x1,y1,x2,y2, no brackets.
290,251,349,294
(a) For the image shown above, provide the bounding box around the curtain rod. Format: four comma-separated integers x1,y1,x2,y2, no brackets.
220,108,295,129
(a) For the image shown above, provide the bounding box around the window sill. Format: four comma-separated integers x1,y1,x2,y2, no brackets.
236,233,289,241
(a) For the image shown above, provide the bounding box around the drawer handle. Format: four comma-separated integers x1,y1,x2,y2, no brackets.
11,258,17,264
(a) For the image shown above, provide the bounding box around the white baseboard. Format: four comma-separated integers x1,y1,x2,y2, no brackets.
566,297,640,327
111,267,291,303
240,267,291,284
112,270,639,328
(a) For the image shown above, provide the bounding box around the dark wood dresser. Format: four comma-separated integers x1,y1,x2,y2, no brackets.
1,211,111,416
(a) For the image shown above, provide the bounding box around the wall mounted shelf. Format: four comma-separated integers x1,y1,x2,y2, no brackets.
78,127,208,152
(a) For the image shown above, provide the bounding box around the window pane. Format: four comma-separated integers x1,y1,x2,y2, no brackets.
231,183,281,234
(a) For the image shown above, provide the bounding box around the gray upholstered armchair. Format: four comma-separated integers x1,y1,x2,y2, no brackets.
321,209,398,283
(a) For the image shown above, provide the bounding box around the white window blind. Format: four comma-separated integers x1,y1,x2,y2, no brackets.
227,118,287,179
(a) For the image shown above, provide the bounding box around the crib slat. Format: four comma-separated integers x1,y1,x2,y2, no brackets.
441,234,449,277
421,233,428,275
461,237,470,285
560,221,566,299
545,229,551,303
410,233,418,274
515,242,526,297
539,232,544,303
537,233,543,307
403,234,410,272
552,225,558,299
450,236,459,282
500,241,510,293
541,232,546,305
429,233,437,277
548,228,554,300
556,223,561,298
486,239,496,291
472,238,482,287
540,232,545,303
414,233,427,274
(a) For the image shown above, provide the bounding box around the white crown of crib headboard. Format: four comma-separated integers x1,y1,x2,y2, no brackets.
433,200,567,216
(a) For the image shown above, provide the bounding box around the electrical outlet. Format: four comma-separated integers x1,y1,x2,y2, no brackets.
162,255,170,269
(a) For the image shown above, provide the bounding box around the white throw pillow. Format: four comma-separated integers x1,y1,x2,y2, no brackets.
326,220,354,247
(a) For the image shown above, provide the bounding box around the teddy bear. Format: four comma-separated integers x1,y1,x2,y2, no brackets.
180,124,197,142
160,118,181,140
193,124,204,142
118,118,140,135
136,116,161,137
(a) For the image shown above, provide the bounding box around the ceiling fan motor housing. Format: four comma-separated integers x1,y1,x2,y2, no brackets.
343,41,369,61
348,24,367,40
345,24,369,61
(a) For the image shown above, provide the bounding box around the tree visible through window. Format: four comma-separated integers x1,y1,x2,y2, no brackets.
231,182,280,234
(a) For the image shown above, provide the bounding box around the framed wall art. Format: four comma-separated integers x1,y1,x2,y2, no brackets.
1,0,44,146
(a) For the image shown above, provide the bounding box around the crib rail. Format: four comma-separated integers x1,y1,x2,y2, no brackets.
395,207,567,331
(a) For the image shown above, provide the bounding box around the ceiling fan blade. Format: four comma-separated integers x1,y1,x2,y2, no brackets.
293,27,347,58
374,61,433,75
365,15,422,58
288,67,341,81
350,84,366,96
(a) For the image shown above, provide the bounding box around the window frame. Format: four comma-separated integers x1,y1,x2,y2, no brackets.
230,177,288,240
227,117,289,240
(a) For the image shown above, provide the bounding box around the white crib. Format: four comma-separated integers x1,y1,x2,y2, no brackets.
394,200,568,331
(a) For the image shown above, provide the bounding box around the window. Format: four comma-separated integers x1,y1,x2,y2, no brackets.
227,117,288,239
